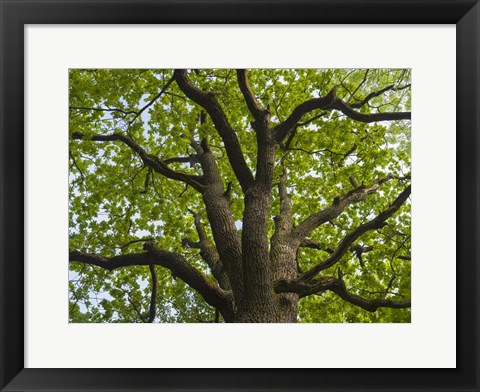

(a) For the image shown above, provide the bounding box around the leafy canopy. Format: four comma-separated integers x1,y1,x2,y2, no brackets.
69,69,411,323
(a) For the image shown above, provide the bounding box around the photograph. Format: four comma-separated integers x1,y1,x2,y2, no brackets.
68,68,411,323
2,0,478,389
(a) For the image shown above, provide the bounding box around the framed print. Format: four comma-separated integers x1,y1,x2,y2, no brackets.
1,1,479,391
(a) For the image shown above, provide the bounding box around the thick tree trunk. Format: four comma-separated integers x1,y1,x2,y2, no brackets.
233,242,299,323
236,184,282,323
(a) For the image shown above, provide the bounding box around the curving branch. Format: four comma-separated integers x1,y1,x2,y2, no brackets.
273,87,411,143
69,242,233,318
329,280,411,312
347,69,370,103
273,87,338,142
126,264,158,323
292,175,408,244
174,69,254,192
72,132,205,192
350,83,411,109
128,75,175,125
274,276,410,312
69,150,85,181
299,185,411,281
236,69,264,122
127,296,148,322
331,99,411,123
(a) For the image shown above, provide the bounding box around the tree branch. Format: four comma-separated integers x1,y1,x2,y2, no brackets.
274,277,411,312
292,175,407,243
273,87,411,143
174,69,254,192
119,237,154,250
273,87,338,142
69,150,85,181
70,75,176,127
163,156,196,165
183,212,231,290
187,136,243,300
350,83,411,108
299,239,323,250
300,185,411,280
72,132,205,192
128,75,175,125
127,297,148,322
299,239,335,255
69,242,233,313
148,264,157,323
236,69,264,122
69,106,138,117
351,244,374,268
347,69,370,103
328,280,411,312
331,99,411,123
272,169,293,238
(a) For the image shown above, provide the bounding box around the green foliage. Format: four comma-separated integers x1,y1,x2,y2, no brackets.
69,69,411,323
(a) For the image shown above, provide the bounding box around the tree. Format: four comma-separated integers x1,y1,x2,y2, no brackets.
69,68,411,323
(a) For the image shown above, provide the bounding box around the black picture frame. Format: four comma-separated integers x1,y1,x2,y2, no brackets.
1,1,478,391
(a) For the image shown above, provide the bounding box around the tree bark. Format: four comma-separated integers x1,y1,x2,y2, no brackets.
236,182,282,323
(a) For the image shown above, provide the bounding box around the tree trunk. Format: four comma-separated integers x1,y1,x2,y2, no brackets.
236,184,283,323
233,241,299,322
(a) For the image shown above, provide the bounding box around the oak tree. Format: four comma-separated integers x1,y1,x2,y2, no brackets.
69,69,411,323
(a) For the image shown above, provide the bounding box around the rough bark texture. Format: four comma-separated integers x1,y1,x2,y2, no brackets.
236,101,282,322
